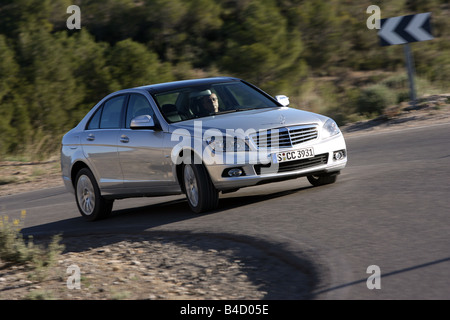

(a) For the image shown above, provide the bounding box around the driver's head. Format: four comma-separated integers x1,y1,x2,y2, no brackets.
200,92,219,114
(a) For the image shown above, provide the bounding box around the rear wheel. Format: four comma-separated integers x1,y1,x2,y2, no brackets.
75,168,113,221
183,164,219,213
307,172,338,186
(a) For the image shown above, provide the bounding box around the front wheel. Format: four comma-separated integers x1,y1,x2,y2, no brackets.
307,172,338,187
75,168,113,221
183,164,219,213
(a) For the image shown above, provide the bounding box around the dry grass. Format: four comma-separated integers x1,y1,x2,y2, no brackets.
0,155,63,197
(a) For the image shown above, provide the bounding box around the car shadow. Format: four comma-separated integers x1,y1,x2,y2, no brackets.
22,184,313,238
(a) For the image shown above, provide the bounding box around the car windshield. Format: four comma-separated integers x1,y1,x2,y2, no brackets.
152,81,280,123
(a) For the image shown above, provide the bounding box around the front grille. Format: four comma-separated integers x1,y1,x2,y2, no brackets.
251,125,318,149
254,153,329,175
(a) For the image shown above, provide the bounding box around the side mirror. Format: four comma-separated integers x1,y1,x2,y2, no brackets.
130,115,157,129
275,95,290,107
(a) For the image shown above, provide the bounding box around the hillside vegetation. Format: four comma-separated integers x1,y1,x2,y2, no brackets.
0,0,448,160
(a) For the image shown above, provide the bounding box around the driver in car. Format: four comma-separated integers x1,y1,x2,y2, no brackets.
194,90,219,116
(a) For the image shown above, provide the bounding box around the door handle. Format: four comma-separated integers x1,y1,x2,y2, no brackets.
86,134,95,141
120,135,129,143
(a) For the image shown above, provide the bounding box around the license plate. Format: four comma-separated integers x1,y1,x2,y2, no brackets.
273,147,314,163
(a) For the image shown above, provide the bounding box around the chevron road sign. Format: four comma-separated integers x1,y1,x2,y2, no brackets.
376,12,435,109
378,12,433,46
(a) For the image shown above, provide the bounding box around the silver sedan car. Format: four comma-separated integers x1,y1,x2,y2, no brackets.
61,77,347,220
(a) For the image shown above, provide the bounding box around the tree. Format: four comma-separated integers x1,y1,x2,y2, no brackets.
182,0,223,67
0,0,52,38
137,0,190,62
0,35,23,155
17,29,84,136
76,0,139,43
220,0,305,93
0,35,18,101
109,39,174,89
65,30,118,118
296,0,341,69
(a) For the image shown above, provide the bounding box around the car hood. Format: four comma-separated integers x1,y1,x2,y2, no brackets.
169,107,327,136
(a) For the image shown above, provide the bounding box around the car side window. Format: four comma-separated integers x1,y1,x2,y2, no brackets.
87,106,102,130
126,94,155,128
100,95,126,129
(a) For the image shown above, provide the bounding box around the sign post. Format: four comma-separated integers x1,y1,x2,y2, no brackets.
377,12,434,109
403,44,416,106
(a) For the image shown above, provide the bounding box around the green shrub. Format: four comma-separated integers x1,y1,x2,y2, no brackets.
0,212,65,278
0,213,33,264
356,84,396,117
380,73,409,90
380,73,444,102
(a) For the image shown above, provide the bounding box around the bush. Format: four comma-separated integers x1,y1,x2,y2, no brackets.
356,84,396,117
380,73,444,102
0,211,65,279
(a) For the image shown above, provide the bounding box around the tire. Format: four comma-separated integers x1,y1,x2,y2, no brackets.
307,172,338,187
75,168,113,221
183,163,219,213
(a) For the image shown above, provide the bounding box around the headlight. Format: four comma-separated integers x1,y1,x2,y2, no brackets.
322,119,341,139
205,136,249,152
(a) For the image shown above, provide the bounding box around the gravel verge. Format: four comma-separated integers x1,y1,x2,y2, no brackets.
0,232,314,300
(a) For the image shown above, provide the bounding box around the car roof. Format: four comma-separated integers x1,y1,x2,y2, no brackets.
135,77,240,94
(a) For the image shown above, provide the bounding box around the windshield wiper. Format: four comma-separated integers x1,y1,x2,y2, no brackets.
235,107,259,112
235,106,279,112
214,109,239,115
213,106,279,115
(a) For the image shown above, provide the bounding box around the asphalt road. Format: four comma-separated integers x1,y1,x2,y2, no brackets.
1,122,449,300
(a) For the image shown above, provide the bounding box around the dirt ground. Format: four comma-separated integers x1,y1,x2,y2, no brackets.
0,94,449,300
341,94,450,136
0,157,63,197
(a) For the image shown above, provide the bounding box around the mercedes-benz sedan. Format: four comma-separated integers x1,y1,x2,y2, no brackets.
61,77,347,220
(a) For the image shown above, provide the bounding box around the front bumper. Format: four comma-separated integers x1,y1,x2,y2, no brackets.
205,133,347,190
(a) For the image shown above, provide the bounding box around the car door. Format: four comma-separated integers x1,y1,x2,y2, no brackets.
118,93,172,191
80,94,126,190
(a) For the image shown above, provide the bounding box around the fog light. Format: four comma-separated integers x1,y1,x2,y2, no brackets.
227,168,243,177
333,150,346,161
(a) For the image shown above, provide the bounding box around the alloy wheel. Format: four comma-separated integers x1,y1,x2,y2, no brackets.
77,174,96,215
